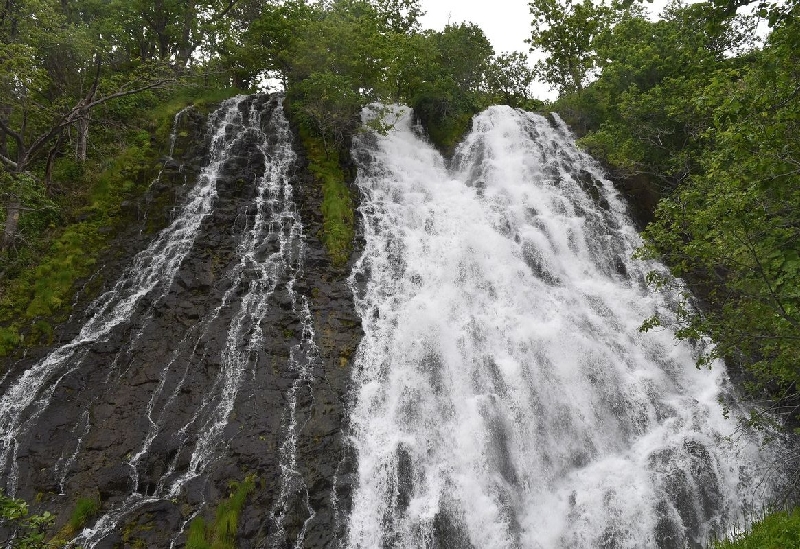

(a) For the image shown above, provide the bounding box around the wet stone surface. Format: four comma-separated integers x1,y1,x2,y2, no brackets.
0,94,362,549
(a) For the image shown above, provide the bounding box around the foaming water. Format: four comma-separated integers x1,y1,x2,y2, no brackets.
345,105,778,548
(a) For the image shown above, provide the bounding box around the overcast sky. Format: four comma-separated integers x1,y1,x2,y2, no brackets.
420,0,534,59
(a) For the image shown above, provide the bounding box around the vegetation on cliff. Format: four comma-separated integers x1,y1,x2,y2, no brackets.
533,0,800,427
0,491,53,548
186,475,256,549
2,0,798,545
529,0,799,542
711,508,800,548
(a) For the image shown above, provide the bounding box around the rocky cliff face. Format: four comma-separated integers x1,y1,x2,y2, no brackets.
0,94,360,548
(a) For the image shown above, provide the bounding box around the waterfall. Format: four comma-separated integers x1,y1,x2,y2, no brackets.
345,105,778,548
0,94,320,547
0,94,785,548
0,97,241,493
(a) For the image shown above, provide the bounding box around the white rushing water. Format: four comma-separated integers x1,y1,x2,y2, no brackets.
73,95,306,548
345,105,776,548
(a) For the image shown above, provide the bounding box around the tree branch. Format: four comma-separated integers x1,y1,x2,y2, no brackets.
209,0,241,23
0,117,24,154
25,76,176,164
83,77,175,111
0,151,17,170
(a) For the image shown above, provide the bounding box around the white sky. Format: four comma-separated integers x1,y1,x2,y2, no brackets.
420,0,535,59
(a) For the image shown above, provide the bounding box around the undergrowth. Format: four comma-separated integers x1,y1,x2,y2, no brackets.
298,127,354,268
186,475,256,549
0,85,240,359
710,508,800,549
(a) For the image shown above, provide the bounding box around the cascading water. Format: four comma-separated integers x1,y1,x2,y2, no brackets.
0,97,240,493
345,105,779,548
0,94,325,547
0,94,785,548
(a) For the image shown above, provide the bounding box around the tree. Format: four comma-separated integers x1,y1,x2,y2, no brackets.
576,1,757,188
528,0,613,95
637,14,800,413
238,0,429,147
485,51,536,107
0,0,179,251
407,23,496,151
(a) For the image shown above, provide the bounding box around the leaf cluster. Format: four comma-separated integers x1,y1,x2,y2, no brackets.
235,0,536,151
0,492,54,549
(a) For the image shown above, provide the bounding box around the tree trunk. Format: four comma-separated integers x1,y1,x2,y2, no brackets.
0,127,7,160
2,194,20,251
44,131,64,192
177,0,197,67
0,103,9,159
75,110,89,163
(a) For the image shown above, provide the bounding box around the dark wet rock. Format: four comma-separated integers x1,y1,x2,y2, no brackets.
0,94,362,548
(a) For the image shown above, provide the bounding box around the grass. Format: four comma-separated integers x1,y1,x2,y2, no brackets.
68,496,100,532
710,508,800,549
186,475,256,549
49,495,100,544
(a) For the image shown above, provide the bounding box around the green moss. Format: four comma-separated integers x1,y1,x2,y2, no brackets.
0,86,240,361
0,326,21,355
69,496,100,531
186,475,256,549
710,508,800,549
115,513,155,549
299,128,354,268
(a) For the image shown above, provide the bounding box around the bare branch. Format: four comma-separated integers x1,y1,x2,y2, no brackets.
0,151,17,170
82,77,176,111
24,76,176,164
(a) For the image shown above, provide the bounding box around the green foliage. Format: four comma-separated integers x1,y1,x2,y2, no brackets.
635,12,800,404
528,0,614,95
572,1,757,187
300,130,355,267
186,475,256,549
0,146,142,354
68,497,99,532
289,72,363,152
240,0,527,152
710,508,800,549
407,23,496,153
561,0,800,420
0,492,54,549
485,52,538,108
